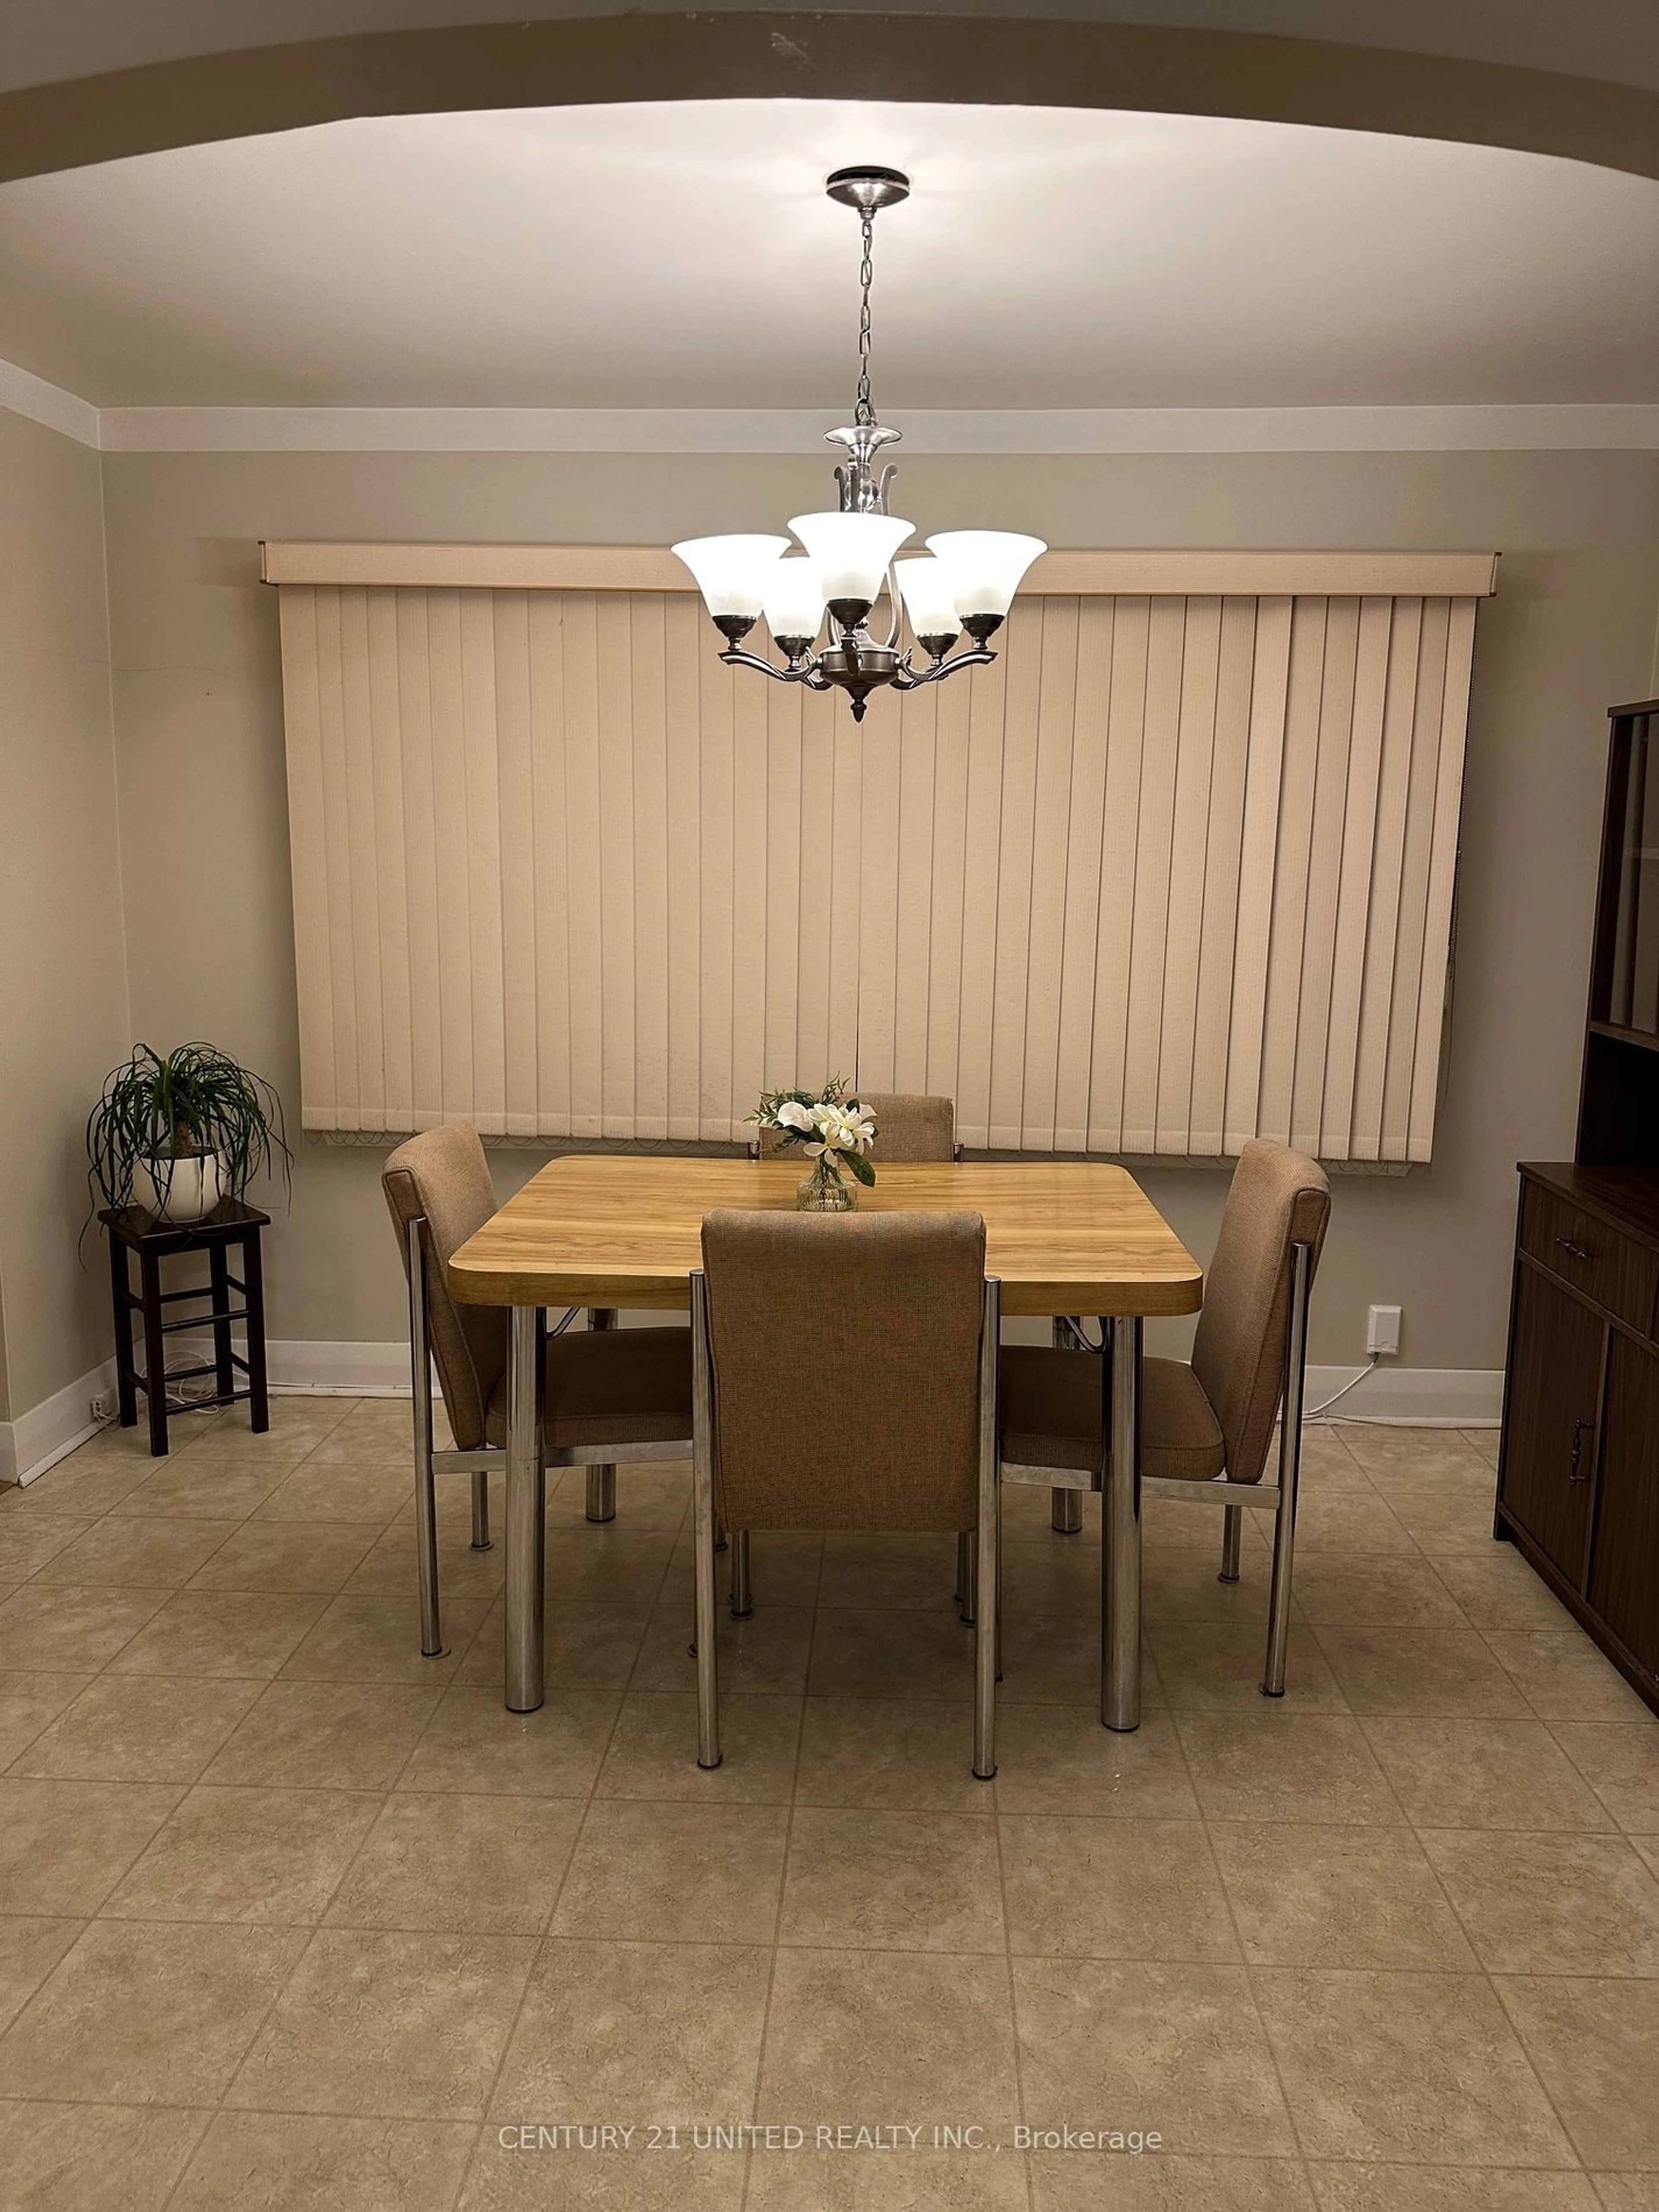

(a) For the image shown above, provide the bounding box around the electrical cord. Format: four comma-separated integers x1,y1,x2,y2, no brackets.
1054,1315,1382,1422
1303,1352,1382,1418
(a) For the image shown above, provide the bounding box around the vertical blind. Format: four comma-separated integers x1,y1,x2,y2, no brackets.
271,546,1491,1162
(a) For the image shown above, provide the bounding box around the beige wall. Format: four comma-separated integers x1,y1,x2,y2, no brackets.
98,445,1659,1374
0,408,128,1426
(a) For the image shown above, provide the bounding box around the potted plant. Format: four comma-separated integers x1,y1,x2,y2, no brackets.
87,1042,292,1223
750,1077,877,1211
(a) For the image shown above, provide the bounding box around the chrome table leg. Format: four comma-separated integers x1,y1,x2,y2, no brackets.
1219,1502,1242,1583
406,1216,443,1659
585,1308,617,1522
691,1272,721,1769
729,1528,753,1618
1051,1316,1084,1532
973,1278,1001,1780
1102,1315,1143,1732
503,1305,546,1712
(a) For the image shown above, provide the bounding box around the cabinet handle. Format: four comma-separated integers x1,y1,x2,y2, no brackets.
1556,1235,1598,1265
1569,1417,1595,1482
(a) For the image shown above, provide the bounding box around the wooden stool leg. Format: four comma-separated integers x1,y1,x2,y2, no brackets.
209,1242,235,1402
139,1249,169,1456
108,1231,138,1427
242,1229,270,1432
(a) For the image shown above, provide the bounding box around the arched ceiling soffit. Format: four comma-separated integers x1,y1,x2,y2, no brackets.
1,13,1657,189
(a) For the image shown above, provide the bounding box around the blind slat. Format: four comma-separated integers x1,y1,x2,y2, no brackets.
527,595,571,1135
1022,597,1081,1152
1188,596,1258,1156
492,591,537,1137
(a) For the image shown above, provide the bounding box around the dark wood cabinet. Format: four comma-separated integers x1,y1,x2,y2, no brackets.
1497,699,1659,1718
1498,1166,1659,1714
1500,1260,1603,1585
1589,1332,1659,1684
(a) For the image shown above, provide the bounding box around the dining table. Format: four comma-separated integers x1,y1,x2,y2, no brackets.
447,1155,1203,1729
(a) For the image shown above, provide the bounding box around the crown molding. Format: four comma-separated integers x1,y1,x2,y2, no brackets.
95,401,1659,454
3,359,1658,458
0,355,100,446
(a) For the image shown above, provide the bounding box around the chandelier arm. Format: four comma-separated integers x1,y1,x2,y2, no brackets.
904,646,1000,687
717,648,819,685
868,560,903,653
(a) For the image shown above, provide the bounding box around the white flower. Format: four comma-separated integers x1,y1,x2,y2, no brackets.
774,1099,813,1132
801,1101,856,1159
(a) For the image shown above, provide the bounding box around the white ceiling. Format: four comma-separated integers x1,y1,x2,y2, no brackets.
0,98,1656,410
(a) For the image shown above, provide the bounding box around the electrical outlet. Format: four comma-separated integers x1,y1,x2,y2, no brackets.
1366,1304,1402,1357
89,1389,117,1424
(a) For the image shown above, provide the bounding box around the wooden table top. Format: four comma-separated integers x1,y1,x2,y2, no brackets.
448,1157,1203,1318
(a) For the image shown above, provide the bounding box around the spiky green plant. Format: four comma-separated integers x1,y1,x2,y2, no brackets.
86,1042,292,1214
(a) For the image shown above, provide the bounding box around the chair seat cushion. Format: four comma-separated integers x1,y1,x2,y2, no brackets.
999,1348,1228,1482
484,1326,693,1450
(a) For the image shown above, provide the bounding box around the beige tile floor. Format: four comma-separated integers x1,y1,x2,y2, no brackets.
0,1400,1656,2209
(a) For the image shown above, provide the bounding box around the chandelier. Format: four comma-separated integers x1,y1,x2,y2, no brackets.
672,166,1046,722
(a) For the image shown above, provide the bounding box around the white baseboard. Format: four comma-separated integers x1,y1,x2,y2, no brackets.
263,1337,420,1395
1305,1364,1502,1426
0,1341,1502,1485
1,1357,117,1486
263,1340,1501,1425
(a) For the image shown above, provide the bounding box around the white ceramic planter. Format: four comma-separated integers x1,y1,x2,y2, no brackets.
133,1152,224,1222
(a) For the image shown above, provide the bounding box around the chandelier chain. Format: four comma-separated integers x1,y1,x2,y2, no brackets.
855,208,876,426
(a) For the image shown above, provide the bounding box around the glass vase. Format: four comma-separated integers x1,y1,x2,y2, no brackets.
796,1157,855,1212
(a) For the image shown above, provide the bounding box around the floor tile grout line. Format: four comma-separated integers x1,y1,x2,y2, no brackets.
741,1703,807,2210
987,1690,1037,2212
1541,1711,1657,1835
1185,1699,1316,2191
450,1606,636,2212
149,2099,222,2212
132,1407,381,2209
1482,1970,1602,2173
753,1576,818,2187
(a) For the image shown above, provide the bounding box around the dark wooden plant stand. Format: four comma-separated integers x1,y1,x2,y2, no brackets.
102,1201,270,1456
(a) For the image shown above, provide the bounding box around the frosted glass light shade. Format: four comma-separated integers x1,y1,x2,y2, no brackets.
925,531,1047,619
896,557,961,646
762,556,827,649
788,512,914,610
671,534,790,620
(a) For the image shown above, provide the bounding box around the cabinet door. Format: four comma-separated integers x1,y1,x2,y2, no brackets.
1587,1332,1659,1685
1499,1265,1605,1586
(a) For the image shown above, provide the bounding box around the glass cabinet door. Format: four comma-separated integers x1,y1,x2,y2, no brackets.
1602,711,1659,1035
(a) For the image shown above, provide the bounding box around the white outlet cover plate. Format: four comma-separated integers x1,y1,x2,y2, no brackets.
1367,1305,1402,1356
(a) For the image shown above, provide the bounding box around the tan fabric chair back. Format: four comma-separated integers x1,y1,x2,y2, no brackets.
381,1126,507,1451
1191,1139,1331,1487
701,1209,986,1532
757,1091,956,1163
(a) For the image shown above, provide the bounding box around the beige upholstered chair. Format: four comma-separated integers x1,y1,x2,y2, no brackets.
382,1127,693,1656
692,1210,1001,1776
755,1090,962,1163
998,1140,1331,1697
750,1088,964,1612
